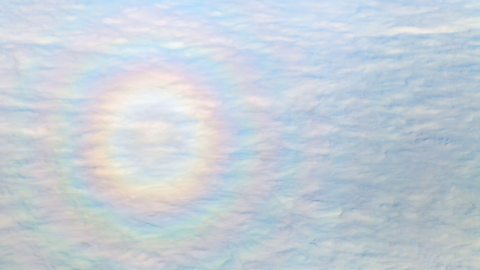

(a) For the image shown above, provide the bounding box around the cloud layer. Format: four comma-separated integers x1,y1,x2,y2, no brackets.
1,1,480,269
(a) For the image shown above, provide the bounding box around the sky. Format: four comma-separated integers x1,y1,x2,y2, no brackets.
1,1,480,269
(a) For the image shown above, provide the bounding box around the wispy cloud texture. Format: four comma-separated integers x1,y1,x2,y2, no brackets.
1,1,480,269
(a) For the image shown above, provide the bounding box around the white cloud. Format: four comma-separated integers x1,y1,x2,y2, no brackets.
1,0,480,269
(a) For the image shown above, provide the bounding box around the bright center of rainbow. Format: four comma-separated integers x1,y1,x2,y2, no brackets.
83,68,227,211
110,90,202,186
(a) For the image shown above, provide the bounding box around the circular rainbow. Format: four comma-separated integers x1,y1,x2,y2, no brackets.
18,5,297,269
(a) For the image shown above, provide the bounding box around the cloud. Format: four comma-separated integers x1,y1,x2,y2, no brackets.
1,0,480,269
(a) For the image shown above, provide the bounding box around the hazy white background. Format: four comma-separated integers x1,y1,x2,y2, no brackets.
1,1,480,269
